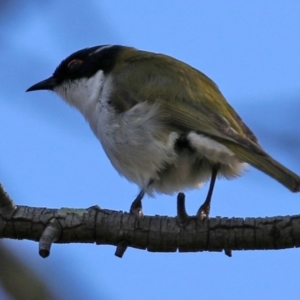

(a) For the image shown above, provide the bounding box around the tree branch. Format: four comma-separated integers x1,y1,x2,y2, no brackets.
1,183,299,258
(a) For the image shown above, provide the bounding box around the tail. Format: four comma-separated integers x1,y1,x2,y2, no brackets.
226,144,300,192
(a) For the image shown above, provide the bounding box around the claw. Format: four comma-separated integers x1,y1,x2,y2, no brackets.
197,203,210,221
129,189,145,220
129,181,154,219
130,205,144,219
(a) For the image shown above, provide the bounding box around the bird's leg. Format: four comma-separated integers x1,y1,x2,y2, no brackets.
130,179,154,219
197,165,219,221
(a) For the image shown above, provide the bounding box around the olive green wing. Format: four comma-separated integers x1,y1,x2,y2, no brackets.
114,50,257,141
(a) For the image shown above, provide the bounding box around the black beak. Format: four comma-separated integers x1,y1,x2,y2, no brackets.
26,76,57,92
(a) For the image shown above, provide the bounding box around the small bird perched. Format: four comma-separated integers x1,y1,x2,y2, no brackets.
27,45,300,219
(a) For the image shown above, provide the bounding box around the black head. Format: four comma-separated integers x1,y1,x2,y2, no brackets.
26,45,123,92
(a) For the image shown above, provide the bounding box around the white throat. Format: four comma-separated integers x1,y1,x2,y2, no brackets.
54,70,106,121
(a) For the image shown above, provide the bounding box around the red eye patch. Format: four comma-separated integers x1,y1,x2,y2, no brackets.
67,59,83,68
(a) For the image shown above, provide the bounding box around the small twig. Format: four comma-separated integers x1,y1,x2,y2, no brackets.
115,241,128,258
224,249,232,257
0,183,17,216
39,218,61,258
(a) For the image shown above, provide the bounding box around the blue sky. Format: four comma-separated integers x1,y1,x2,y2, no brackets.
1,1,300,299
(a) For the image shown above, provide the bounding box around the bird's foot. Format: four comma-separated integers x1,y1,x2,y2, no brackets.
129,199,144,220
196,203,210,221
129,189,145,219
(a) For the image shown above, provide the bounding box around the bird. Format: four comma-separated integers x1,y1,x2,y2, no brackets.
26,45,300,220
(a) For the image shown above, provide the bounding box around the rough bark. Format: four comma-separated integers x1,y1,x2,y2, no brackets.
1,183,299,258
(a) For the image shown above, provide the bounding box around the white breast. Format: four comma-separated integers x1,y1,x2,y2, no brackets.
93,79,181,192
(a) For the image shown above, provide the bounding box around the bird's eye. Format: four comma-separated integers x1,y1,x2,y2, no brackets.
67,59,83,72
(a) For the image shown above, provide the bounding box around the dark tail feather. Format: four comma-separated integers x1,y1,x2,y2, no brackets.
227,144,300,192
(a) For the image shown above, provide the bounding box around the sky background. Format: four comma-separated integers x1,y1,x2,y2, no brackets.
1,1,300,299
